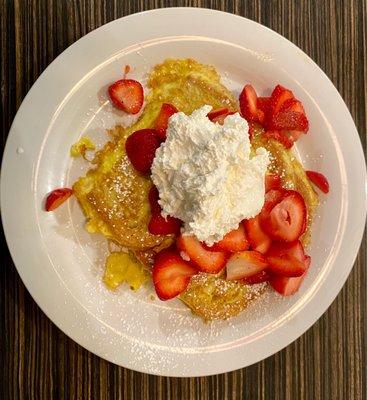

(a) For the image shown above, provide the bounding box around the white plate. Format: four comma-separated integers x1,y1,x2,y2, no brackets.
1,8,366,377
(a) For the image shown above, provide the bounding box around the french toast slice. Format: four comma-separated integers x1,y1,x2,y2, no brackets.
73,59,318,321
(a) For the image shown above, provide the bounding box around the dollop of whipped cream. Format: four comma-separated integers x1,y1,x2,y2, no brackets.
151,105,269,246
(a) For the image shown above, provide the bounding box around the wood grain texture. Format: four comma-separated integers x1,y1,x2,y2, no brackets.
1,0,366,399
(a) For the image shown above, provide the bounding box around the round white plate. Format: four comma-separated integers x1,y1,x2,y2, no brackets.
1,8,366,377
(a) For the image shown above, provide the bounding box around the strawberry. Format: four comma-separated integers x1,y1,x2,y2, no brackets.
260,190,307,242
269,110,309,132
267,255,306,277
147,186,182,235
226,251,268,280
262,188,288,212
269,250,310,296
263,130,293,149
108,79,144,114
269,271,308,296
152,249,198,300
306,170,330,194
267,240,306,262
211,111,235,125
148,185,162,215
257,97,271,116
155,103,178,140
265,173,281,192
239,84,265,124
269,85,294,117
176,235,227,274
242,269,271,284
208,223,249,253
207,107,229,121
280,98,305,114
45,188,73,211
148,213,182,235
125,129,161,173
244,216,272,254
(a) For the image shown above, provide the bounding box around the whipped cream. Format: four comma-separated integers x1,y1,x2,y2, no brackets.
151,105,269,246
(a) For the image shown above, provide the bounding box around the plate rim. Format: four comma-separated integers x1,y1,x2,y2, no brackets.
1,7,366,377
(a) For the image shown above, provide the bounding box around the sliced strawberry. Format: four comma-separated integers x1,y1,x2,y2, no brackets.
260,190,307,242
108,79,144,114
268,242,310,292
267,255,306,277
279,98,305,114
148,213,182,235
306,170,330,194
269,110,309,132
244,216,272,254
269,85,294,117
257,97,271,116
125,129,161,173
208,223,249,253
262,188,288,213
207,107,229,121
263,130,293,149
270,271,308,296
176,235,227,274
153,249,198,300
259,188,288,229
242,269,271,284
155,103,178,140
45,188,73,211
266,240,306,262
265,173,281,192
148,185,162,215
239,84,265,124
226,251,268,280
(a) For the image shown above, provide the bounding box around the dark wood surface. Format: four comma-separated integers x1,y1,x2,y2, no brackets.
1,1,366,399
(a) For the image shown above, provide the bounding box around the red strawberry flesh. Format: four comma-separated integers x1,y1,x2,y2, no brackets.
265,174,281,192
261,190,307,242
45,188,73,211
207,107,229,121
208,223,249,253
148,213,182,235
239,84,265,124
148,185,162,215
306,170,330,194
155,103,178,140
108,79,144,114
153,249,197,300
176,235,227,274
244,216,272,254
242,269,271,284
125,129,161,173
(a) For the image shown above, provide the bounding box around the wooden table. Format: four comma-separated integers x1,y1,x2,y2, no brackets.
1,1,366,399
